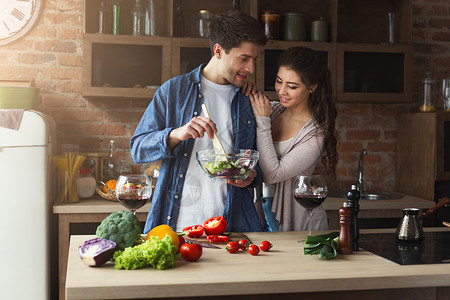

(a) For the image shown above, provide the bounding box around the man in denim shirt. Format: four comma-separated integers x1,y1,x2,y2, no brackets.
131,10,267,234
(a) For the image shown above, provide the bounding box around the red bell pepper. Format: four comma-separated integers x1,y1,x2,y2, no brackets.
203,216,227,235
182,225,204,238
206,235,230,243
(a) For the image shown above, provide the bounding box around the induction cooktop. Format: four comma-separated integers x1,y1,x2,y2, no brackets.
359,231,450,265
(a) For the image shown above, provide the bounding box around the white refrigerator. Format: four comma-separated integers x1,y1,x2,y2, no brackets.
0,110,56,300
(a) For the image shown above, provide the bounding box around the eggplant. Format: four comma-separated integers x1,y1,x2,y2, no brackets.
79,238,116,267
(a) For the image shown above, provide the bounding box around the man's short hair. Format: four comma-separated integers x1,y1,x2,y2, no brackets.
209,10,267,53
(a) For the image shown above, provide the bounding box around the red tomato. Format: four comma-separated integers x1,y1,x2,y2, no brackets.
203,216,227,236
179,243,202,261
238,239,249,251
259,240,272,252
248,244,260,256
226,241,240,253
182,225,204,238
206,235,230,243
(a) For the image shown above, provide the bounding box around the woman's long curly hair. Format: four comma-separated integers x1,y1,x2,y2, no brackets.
278,46,339,182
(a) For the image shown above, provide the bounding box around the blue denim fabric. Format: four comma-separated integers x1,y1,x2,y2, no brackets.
130,64,263,234
261,197,279,232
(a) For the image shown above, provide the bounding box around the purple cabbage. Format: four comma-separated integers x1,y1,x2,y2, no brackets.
79,238,117,267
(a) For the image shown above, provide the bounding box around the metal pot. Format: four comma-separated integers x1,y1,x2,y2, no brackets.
395,197,450,242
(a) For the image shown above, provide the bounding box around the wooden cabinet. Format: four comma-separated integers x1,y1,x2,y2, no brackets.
82,0,412,102
396,113,450,201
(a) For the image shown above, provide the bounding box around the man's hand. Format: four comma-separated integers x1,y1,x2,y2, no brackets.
168,116,217,149
227,169,257,188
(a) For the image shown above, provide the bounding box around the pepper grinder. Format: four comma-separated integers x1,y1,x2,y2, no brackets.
338,201,353,255
347,184,361,251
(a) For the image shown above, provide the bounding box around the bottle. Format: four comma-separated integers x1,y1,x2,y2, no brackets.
97,0,108,34
173,0,184,37
76,169,96,199
131,0,145,36
338,202,353,254
106,140,118,180
420,72,436,112
197,10,214,38
347,185,361,251
144,0,153,36
112,0,121,35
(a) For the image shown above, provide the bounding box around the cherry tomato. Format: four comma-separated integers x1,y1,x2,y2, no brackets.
203,216,227,236
248,244,260,256
182,225,204,238
179,243,202,262
238,239,249,251
226,241,239,253
259,240,272,252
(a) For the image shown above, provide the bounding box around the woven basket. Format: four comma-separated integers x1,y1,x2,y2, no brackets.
96,187,117,201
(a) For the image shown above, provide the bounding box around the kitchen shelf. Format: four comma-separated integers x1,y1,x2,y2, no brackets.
82,33,171,99
82,0,412,103
337,43,412,103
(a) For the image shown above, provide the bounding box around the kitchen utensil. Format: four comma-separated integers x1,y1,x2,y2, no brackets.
201,104,227,155
196,149,259,180
443,221,450,228
395,197,450,242
421,197,450,219
395,208,424,242
183,237,221,249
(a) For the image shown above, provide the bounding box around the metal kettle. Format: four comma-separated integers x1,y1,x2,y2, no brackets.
395,197,450,242
395,208,425,242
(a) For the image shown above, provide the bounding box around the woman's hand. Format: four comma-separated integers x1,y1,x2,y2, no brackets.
249,91,272,117
241,80,257,96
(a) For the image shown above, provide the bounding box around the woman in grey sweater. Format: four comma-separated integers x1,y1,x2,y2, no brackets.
250,46,338,231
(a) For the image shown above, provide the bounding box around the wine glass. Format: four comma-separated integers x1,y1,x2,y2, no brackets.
293,175,328,239
115,174,152,215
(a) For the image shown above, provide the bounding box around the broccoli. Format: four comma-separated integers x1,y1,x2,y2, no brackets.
96,210,142,251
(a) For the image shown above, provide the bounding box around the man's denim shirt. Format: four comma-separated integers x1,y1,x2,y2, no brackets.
130,64,263,233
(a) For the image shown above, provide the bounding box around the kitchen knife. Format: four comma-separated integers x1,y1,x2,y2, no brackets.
183,237,222,249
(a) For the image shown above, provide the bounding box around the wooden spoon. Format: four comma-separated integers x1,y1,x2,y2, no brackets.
201,103,227,155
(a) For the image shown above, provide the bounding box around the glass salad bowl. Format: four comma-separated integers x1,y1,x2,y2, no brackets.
196,149,259,180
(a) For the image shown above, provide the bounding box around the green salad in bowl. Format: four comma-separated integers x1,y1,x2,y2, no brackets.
196,149,259,180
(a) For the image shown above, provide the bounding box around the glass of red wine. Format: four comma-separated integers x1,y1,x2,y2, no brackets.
294,175,328,239
115,174,152,215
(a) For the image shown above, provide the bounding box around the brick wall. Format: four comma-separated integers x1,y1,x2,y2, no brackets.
1,0,449,192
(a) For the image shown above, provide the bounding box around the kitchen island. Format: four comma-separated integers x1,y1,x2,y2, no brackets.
66,228,450,300
54,194,434,300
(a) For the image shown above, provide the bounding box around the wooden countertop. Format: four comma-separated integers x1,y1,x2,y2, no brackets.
53,193,433,214
66,228,450,300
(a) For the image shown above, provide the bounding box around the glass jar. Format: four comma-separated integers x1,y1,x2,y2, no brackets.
77,169,96,199
282,12,306,41
131,0,145,36
260,11,280,40
420,72,436,112
197,10,214,38
311,18,328,42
